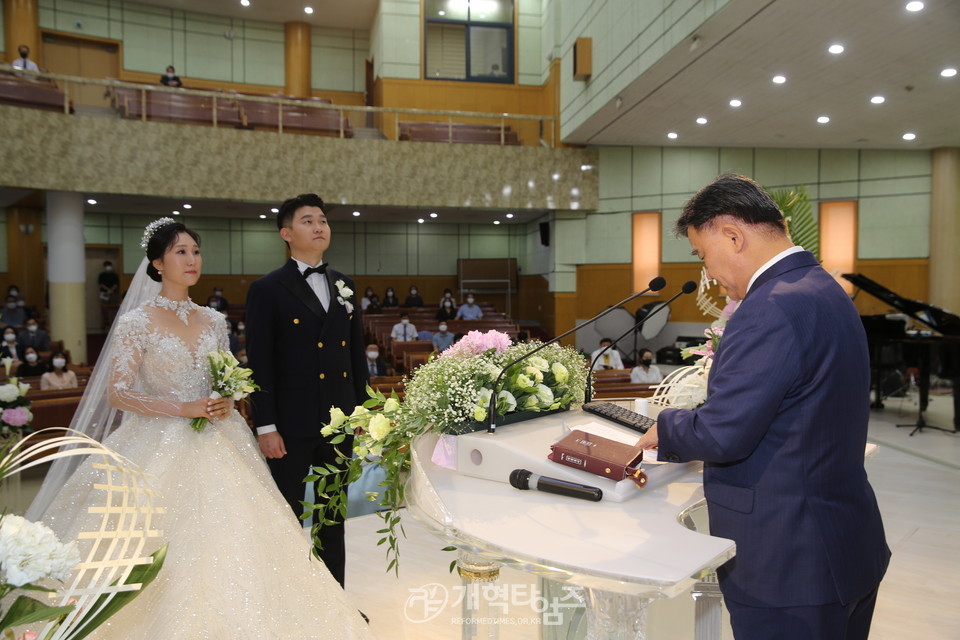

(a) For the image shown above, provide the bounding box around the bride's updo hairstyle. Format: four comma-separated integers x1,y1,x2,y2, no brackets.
142,217,202,282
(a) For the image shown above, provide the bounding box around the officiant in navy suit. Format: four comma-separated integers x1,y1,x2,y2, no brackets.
639,175,889,640
245,193,368,587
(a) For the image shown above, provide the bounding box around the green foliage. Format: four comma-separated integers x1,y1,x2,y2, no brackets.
768,185,819,260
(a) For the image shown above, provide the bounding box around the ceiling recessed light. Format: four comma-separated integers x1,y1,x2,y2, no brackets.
182,203,192,209
870,95,885,104
270,207,279,213
667,132,679,139
941,67,958,78
505,213,514,219
417,218,424,224
351,211,360,217
579,164,595,171
259,214,267,219
828,44,845,55
429,212,438,218
902,132,917,141
817,116,830,124
772,75,786,84
729,99,742,107
905,1,924,12
172,210,180,216
493,220,501,225
240,0,250,7
304,6,313,14
551,172,561,181
438,10,445,16
696,116,708,125
86,198,97,205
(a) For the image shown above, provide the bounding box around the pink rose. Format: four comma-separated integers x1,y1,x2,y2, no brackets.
2,406,30,427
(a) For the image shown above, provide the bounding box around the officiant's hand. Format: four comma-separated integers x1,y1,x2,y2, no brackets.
638,423,659,450
259,432,287,458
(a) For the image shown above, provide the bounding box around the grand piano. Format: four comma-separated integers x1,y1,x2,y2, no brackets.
843,273,960,434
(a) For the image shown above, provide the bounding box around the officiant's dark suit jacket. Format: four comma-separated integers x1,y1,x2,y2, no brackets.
657,251,890,609
246,259,368,441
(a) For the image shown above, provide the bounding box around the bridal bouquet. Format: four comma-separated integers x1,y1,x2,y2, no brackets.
0,360,32,439
190,350,259,432
307,330,588,573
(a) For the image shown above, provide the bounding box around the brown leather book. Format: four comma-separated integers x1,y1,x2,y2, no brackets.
548,429,647,487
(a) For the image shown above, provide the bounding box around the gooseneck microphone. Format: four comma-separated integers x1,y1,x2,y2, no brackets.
509,469,603,502
585,280,698,403
487,277,667,433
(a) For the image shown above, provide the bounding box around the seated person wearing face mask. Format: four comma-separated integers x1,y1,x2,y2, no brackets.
390,313,418,342
0,296,28,328
403,286,424,308
160,65,183,87
436,298,456,322
364,344,388,377
438,289,458,310
591,338,625,371
236,348,249,368
1,327,23,361
455,296,483,321
382,288,399,308
17,347,48,377
630,348,664,383
18,320,50,352
207,287,230,311
432,323,455,352
41,351,78,390
360,287,376,311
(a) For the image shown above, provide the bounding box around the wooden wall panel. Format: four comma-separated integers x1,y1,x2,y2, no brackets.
575,263,709,325
554,292,577,346
850,258,930,316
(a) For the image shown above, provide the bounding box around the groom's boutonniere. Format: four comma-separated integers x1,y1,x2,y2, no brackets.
335,279,354,313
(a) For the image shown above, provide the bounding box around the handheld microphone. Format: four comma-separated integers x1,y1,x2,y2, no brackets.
509,468,603,502
487,276,666,433
585,280,697,403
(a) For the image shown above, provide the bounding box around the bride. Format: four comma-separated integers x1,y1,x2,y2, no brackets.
25,219,373,639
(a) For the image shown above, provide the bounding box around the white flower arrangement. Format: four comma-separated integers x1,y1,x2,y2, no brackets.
306,331,588,574
334,279,354,314
189,350,260,432
0,515,80,587
0,373,32,438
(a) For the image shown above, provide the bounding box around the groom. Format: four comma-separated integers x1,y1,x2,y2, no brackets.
245,193,368,587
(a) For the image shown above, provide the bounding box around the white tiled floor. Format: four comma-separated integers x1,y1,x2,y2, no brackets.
5,392,958,639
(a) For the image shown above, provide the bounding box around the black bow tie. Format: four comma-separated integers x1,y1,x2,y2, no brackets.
302,264,327,279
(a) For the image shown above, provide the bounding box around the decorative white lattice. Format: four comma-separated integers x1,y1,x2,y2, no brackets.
695,267,725,320
1,429,165,640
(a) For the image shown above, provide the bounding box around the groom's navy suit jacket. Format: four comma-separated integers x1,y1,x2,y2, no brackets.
246,259,368,440
657,251,890,608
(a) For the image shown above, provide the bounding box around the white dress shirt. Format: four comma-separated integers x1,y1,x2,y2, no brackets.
391,321,418,342
590,347,624,370
746,246,805,296
256,258,330,437
631,365,664,384
12,58,39,72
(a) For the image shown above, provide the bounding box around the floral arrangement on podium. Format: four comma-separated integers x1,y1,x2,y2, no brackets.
0,359,32,440
307,330,588,573
0,431,167,640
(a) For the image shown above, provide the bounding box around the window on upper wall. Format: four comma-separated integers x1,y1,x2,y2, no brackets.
424,0,515,84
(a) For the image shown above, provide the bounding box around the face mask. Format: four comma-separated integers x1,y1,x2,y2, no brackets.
167,72,174,78
444,292,451,298
237,324,245,332
642,358,653,365
401,319,409,325
27,325,37,333
16,301,24,307
366,290,373,297
438,325,447,332
215,290,223,296
53,358,66,368
9,290,18,296
367,351,379,360
20,51,28,60
466,298,474,304
6,303,16,310
25,353,38,363
410,289,418,295
3,334,14,342
104,266,113,272
386,290,394,297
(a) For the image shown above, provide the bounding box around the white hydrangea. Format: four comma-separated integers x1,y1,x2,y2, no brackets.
0,515,80,587
0,384,20,403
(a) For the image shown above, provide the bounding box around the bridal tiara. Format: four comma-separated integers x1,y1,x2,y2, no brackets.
140,217,177,249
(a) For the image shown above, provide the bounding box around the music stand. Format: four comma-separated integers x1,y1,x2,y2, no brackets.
895,336,957,436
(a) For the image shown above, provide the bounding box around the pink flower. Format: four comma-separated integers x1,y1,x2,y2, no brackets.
719,299,740,321
2,406,30,427
18,632,39,640
441,330,512,358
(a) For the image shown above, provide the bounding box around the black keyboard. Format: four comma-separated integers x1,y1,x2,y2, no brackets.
582,401,656,434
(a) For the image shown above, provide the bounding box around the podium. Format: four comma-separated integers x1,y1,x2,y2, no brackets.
405,408,736,639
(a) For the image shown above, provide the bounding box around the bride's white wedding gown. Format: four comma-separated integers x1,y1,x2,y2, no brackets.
41,301,373,639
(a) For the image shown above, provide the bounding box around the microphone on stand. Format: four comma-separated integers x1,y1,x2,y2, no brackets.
585,280,697,403
487,277,667,433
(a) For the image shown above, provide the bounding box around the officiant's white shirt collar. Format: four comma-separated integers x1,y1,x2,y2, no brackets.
746,245,805,295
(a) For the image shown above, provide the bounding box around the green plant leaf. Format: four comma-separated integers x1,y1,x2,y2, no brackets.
0,595,74,631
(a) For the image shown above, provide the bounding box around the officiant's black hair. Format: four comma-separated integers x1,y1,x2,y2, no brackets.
276,193,326,231
146,222,201,282
674,174,786,238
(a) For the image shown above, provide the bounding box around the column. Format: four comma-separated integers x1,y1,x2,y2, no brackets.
284,21,311,98
3,0,39,65
46,191,87,365
930,147,960,314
